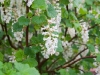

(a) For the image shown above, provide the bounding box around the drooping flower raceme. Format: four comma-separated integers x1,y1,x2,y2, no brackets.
41,0,61,59
62,40,73,61
3,7,12,23
67,27,76,38
81,22,89,43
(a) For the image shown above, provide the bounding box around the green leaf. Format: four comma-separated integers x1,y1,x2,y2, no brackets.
15,50,24,61
56,39,63,52
0,31,4,40
59,69,70,75
79,7,87,15
13,22,23,32
86,14,95,20
41,73,48,75
14,62,30,71
85,0,94,5
96,54,100,62
73,22,81,32
63,19,73,27
3,63,13,70
21,67,40,75
32,0,47,10
14,62,40,75
69,12,77,20
31,15,47,25
6,69,17,75
73,0,81,7
31,34,43,44
23,58,38,67
24,47,33,56
47,4,57,18
60,0,69,5
61,8,68,18
0,71,4,75
95,19,100,24
0,61,3,69
87,44,95,52
18,16,30,26
31,46,41,54
0,52,3,61
69,69,77,75
72,44,78,51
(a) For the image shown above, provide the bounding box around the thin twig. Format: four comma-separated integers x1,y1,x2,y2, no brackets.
25,0,29,47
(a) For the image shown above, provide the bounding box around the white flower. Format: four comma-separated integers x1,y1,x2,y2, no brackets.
63,47,73,61
69,0,73,3
14,31,23,41
67,28,75,38
95,46,99,53
81,0,85,4
28,32,33,42
55,52,59,56
27,0,34,7
68,3,73,10
79,45,89,57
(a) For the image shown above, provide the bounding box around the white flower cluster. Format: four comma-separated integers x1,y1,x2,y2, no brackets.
68,0,73,10
24,0,34,7
27,0,34,7
41,23,60,58
11,0,26,21
95,46,99,53
79,45,89,57
4,52,16,63
8,54,16,63
67,27,76,38
41,0,61,59
1,0,26,23
3,8,12,23
14,31,23,41
81,22,89,43
62,41,73,61
0,0,4,4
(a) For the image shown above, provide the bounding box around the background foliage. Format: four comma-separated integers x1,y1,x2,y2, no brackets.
0,0,100,75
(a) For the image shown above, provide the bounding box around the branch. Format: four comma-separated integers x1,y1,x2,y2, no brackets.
0,23,4,31
66,48,87,64
38,59,48,68
68,35,77,42
4,23,17,50
38,58,48,73
55,55,96,70
64,27,68,36
26,0,29,47
74,7,77,16
1,4,17,50
54,48,88,70
63,56,96,68
88,24,98,30
69,66,85,73
47,58,59,71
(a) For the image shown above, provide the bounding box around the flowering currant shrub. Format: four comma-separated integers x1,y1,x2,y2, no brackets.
0,0,100,75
